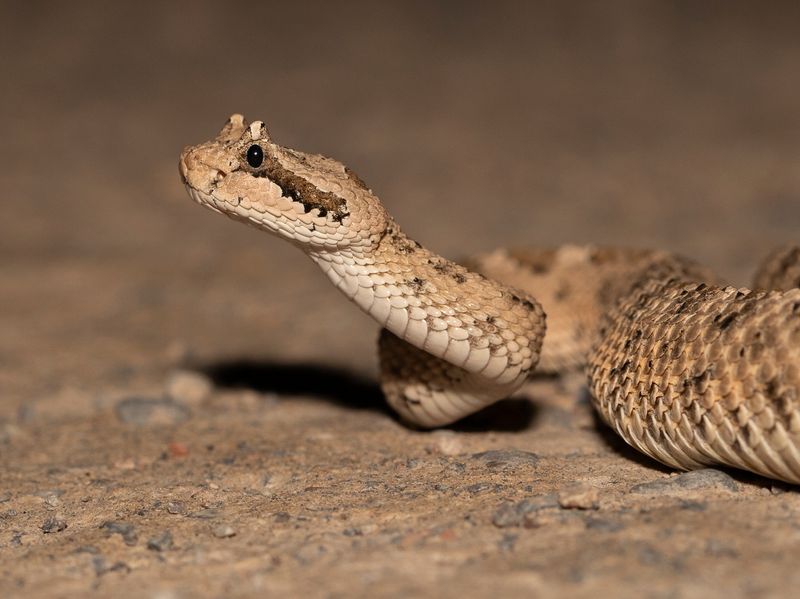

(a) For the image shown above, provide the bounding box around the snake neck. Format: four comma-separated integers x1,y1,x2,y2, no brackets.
308,219,546,385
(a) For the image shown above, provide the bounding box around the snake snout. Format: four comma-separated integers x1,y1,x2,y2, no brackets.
178,147,193,185
179,143,235,194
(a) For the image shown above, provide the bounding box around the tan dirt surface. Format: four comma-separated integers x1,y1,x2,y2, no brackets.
2,2,800,598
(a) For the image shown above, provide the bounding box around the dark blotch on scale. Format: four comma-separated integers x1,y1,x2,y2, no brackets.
509,293,536,311
716,313,737,330
255,154,349,221
409,277,426,291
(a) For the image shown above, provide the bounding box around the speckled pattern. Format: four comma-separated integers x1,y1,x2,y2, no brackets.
590,262,800,482
468,246,719,371
752,245,800,291
6,3,800,598
181,116,546,427
182,116,800,484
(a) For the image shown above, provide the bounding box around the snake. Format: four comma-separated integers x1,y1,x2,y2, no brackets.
179,114,800,484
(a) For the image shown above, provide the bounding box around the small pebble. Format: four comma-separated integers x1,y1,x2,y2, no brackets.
466,482,494,495
115,396,189,426
167,501,186,515
770,484,789,495
101,520,138,545
584,517,624,532
678,500,707,512
114,458,137,470
498,533,518,552
471,449,540,470
166,370,212,406
42,517,67,533
343,527,363,537
147,531,174,552
558,483,600,510
493,503,524,528
492,495,560,528
631,469,739,495
212,524,236,538
34,489,65,498
92,556,130,576
429,430,464,456
168,442,189,458
523,510,569,528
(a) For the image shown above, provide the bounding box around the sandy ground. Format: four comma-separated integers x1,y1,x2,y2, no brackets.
3,2,800,597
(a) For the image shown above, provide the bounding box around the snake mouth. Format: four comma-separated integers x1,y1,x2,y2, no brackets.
184,185,224,216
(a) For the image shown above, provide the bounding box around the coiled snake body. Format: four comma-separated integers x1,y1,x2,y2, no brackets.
180,115,800,483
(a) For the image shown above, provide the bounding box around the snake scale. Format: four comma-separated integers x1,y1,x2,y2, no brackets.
180,115,800,484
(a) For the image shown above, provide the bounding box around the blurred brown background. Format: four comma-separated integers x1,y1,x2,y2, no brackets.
4,1,800,405
2,2,800,597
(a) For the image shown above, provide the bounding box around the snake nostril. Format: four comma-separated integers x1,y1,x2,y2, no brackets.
178,147,229,192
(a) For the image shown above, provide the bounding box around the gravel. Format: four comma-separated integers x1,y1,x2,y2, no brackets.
100,520,138,545
167,501,187,515
471,449,541,470
631,469,739,495
492,494,560,528
147,531,174,551
428,430,464,456
212,524,236,538
166,370,213,406
41,517,67,533
558,483,600,510
115,396,190,426
191,508,221,520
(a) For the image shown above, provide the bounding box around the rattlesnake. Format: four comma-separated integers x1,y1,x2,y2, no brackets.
179,115,800,484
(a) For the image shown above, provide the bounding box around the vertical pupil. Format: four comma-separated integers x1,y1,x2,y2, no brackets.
246,144,264,168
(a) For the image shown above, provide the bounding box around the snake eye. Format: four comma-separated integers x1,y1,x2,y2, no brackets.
246,144,264,168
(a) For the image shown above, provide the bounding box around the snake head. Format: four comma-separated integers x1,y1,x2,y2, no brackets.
179,114,388,251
